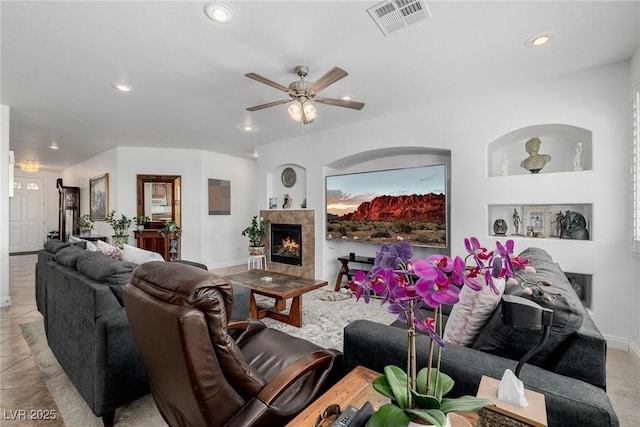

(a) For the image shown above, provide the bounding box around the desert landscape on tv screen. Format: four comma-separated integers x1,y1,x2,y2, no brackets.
326,165,446,248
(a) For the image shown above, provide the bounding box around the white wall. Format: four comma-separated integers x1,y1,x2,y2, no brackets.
1,105,10,306
62,146,257,267
258,62,633,344
631,45,640,356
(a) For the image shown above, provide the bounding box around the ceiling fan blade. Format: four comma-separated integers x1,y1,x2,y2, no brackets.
311,67,348,92
246,99,292,111
245,73,290,93
315,97,365,110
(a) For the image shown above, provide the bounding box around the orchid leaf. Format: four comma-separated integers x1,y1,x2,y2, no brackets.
365,403,410,427
406,408,447,427
416,368,454,400
371,375,394,400
382,365,410,409
410,389,440,409
439,396,495,414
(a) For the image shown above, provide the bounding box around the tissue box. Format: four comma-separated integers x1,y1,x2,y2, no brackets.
476,376,547,427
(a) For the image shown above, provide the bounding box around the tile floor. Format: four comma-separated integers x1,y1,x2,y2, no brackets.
1,254,64,426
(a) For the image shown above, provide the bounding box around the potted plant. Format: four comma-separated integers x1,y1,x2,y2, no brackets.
241,216,269,256
76,214,94,237
135,215,150,231
158,221,180,237
349,238,537,427
105,210,132,248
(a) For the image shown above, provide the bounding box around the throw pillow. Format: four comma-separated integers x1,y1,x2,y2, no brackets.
122,243,165,265
54,245,86,269
96,240,123,260
86,240,97,251
443,277,505,346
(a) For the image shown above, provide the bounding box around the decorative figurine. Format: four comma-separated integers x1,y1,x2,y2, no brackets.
493,219,508,236
512,209,522,235
573,142,584,171
283,194,292,209
520,137,552,174
560,211,589,240
551,211,565,237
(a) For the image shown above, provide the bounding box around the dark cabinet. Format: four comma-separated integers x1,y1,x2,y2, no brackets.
59,186,80,241
134,230,181,261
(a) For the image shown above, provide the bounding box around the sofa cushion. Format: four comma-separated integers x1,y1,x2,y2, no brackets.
472,247,585,368
122,244,164,265
44,239,72,253
54,245,86,269
76,251,137,305
443,277,505,346
96,240,123,260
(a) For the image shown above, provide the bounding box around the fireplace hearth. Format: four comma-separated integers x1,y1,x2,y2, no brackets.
271,223,302,266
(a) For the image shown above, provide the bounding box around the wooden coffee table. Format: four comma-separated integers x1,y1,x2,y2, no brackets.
287,365,479,426
224,269,327,327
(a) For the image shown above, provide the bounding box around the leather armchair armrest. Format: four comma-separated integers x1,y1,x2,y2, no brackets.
229,319,266,344
257,350,336,404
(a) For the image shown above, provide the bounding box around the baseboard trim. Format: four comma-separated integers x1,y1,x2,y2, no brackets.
604,334,640,362
0,296,11,307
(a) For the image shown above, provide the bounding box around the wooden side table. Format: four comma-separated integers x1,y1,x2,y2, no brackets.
287,366,479,426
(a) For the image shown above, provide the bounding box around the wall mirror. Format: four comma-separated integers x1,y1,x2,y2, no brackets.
136,175,181,228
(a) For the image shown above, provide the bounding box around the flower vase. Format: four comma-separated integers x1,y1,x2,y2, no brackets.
408,413,452,427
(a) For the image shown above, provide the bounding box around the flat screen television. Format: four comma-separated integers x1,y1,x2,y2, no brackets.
326,164,447,248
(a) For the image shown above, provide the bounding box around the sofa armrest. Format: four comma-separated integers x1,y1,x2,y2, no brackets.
343,320,618,427
94,307,149,416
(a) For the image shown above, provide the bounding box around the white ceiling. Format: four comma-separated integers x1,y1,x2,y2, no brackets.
2,1,639,171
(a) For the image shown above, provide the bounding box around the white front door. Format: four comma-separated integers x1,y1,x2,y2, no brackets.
9,176,45,253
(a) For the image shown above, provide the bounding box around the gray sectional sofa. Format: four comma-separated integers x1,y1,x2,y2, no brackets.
343,247,619,426
35,239,250,426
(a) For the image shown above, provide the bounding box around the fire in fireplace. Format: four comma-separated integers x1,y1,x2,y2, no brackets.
271,223,302,266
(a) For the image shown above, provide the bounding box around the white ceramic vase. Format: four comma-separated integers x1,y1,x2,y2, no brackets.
408,413,452,427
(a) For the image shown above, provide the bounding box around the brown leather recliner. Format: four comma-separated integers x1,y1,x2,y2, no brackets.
123,261,342,427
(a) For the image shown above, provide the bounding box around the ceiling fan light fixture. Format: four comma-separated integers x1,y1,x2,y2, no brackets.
204,2,235,23
288,100,303,122
302,100,317,121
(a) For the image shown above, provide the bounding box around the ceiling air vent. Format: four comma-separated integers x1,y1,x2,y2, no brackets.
368,0,431,36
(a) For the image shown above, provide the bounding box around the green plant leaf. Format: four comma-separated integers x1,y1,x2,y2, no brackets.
439,396,494,414
383,365,410,409
365,403,410,427
410,389,441,409
406,408,446,427
416,368,454,400
371,375,395,400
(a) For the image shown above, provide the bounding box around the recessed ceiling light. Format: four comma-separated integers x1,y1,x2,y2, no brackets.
525,31,554,47
341,94,354,101
204,2,235,23
112,82,134,92
241,124,253,132
49,142,59,150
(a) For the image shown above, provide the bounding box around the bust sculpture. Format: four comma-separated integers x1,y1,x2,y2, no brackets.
520,137,551,174
560,211,589,240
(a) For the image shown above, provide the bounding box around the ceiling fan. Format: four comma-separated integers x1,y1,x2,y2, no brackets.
245,65,365,124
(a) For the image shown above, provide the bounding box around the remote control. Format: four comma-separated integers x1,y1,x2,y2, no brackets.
332,405,359,426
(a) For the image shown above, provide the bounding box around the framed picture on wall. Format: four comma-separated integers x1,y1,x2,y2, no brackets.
523,205,550,238
90,173,109,220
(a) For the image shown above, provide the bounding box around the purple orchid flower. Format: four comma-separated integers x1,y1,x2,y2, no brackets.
413,310,445,348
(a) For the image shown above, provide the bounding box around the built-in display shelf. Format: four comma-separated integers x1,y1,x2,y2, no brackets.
488,203,592,240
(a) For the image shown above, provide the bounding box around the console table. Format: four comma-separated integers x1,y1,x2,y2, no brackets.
334,255,375,291
134,229,181,261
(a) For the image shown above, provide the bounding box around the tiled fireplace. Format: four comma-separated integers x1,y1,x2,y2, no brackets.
260,210,315,279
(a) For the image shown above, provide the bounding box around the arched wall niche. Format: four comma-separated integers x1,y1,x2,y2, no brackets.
268,163,307,210
487,124,592,177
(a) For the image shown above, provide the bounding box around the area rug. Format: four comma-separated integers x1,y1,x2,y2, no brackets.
20,288,395,426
